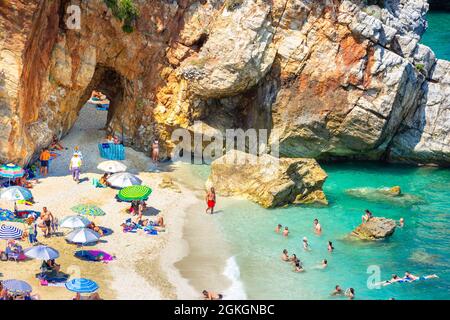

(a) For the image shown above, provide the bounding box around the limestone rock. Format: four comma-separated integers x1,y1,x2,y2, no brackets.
206,150,328,208
351,217,397,240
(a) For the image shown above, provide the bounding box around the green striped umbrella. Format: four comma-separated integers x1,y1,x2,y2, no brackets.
117,185,152,202
71,204,106,217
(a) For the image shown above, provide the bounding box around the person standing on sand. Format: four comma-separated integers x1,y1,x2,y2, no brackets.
40,207,54,237
205,187,216,214
151,140,159,163
69,153,82,183
73,146,83,161
39,148,51,177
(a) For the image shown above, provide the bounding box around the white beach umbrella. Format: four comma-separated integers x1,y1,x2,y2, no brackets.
60,215,91,229
107,172,142,188
66,228,100,245
97,161,127,173
0,186,33,201
24,245,59,260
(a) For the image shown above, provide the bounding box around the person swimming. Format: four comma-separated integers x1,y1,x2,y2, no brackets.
294,261,305,273
345,288,355,300
275,224,282,233
282,227,289,237
290,254,298,265
331,285,344,296
328,241,334,252
281,249,289,262
313,218,322,234
398,218,405,228
302,237,310,251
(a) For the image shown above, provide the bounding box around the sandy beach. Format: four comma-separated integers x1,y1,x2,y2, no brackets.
0,105,232,300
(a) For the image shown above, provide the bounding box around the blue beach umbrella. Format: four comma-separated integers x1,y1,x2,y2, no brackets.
2,279,32,294
24,245,60,260
65,278,99,293
0,186,33,201
0,224,23,240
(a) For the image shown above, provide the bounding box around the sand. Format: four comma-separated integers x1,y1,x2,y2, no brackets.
0,105,231,300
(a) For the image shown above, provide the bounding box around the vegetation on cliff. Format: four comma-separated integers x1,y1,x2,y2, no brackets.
104,0,139,33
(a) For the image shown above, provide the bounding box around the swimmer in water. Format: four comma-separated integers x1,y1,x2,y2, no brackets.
345,288,355,300
313,218,322,234
321,259,328,269
404,271,438,282
281,249,289,262
290,254,298,265
275,224,282,233
282,226,289,237
331,285,344,296
398,218,405,228
328,241,334,252
294,261,305,273
302,237,310,251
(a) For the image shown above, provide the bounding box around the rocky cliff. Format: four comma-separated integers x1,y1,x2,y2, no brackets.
0,0,449,166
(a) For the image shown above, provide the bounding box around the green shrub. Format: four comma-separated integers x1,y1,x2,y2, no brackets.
104,0,139,33
415,63,425,72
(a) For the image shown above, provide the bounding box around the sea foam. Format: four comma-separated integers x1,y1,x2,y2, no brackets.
222,256,247,300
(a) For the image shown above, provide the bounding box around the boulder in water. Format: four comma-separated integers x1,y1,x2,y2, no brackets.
345,186,423,206
206,150,328,208
351,217,397,240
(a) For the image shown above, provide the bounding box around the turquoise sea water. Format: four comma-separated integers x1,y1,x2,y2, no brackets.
191,163,450,300
421,12,450,60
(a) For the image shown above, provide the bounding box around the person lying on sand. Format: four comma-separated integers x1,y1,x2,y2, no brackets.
88,222,104,236
202,290,223,300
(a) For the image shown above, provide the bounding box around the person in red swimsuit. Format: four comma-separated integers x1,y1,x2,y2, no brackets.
205,187,216,214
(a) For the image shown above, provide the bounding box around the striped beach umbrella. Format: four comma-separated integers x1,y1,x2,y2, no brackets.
107,172,142,188
66,227,100,245
2,279,32,294
24,245,59,260
0,163,25,179
60,215,91,229
97,160,127,173
65,278,98,293
117,185,152,202
71,204,105,217
0,224,23,240
0,186,33,201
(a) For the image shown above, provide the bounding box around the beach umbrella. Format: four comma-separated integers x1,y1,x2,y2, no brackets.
0,163,25,179
65,278,98,293
107,172,142,188
97,160,127,173
117,185,152,202
60,215,91,229
71,204,106,217
2,279,32,295
0,186,33,201
24,245,59,260
66,227,100,245
0,224,23,240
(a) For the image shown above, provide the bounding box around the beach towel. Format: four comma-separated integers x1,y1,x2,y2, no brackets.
75,250,115,262
99,143,125,160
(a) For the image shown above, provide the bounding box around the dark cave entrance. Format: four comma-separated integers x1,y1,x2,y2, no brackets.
78,65,125,129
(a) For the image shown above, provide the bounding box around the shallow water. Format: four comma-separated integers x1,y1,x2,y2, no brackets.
190,162,450,300
422,11,450,60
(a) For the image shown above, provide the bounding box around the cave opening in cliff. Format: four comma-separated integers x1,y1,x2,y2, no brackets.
78,65,125,130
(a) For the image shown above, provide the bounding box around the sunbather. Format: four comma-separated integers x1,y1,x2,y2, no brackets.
88,222,104,236
99,173,111,187
50,134,64,151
